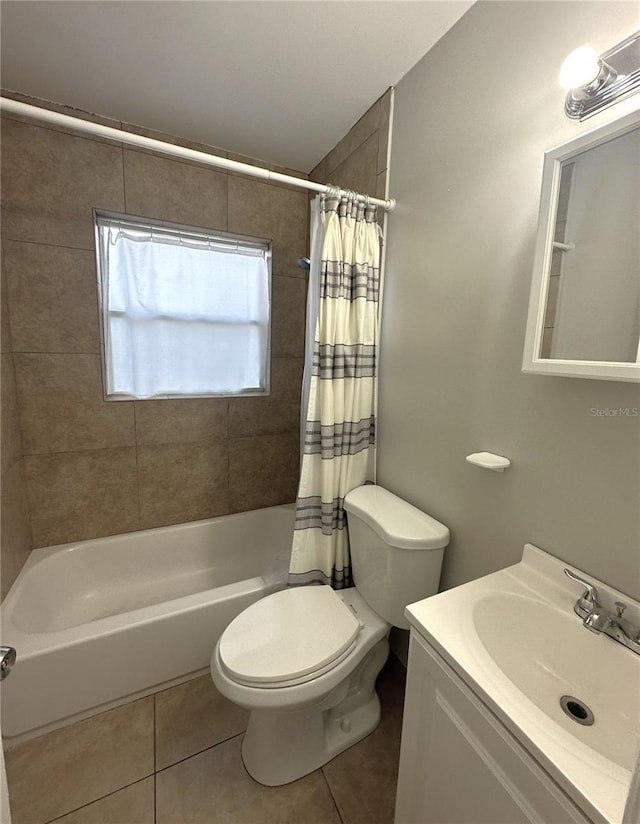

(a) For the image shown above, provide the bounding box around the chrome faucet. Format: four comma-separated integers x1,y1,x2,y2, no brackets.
564,568,640,656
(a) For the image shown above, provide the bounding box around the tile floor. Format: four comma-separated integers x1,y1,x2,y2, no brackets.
5,660,406,824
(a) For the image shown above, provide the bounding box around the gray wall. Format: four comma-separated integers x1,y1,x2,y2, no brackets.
378,1,640,600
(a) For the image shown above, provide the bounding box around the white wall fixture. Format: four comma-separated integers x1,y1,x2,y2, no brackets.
522,98,640,382
562,31,640,120
465,452,511,472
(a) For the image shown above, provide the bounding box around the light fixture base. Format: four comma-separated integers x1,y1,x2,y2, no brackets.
565,31,640,120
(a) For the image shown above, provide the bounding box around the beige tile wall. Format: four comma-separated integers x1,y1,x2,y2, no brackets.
309,88,392,202
1,94,308,560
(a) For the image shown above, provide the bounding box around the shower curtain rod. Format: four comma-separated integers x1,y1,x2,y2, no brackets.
0,97,397,212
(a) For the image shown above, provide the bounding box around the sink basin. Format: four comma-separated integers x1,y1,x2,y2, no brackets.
405,544,640,824
473,592,639,770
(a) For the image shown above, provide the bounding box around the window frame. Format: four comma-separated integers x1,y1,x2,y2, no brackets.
93,209,272,401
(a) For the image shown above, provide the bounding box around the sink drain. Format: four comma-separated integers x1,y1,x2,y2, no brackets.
560,695,595,726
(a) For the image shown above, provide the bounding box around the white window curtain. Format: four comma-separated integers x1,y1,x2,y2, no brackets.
96,214,270,399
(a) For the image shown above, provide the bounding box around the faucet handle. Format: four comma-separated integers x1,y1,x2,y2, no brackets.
564,568,601,612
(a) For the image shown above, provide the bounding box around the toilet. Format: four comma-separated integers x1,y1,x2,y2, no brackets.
210,484,449,786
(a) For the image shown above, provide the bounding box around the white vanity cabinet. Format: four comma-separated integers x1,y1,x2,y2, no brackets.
395,630,591,824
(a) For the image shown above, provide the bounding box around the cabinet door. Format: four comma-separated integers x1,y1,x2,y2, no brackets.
395,631,590,824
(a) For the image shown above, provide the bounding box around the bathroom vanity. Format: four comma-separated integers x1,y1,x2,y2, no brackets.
394,546,640,824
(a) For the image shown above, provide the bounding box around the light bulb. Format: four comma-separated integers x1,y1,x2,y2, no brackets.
559,46,600,90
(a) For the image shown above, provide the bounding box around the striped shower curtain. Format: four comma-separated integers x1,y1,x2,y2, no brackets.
288,193,381,589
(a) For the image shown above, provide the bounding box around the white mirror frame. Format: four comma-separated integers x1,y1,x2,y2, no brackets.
522,99,640,383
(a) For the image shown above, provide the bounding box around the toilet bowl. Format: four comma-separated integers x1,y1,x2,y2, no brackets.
210,484,449,786
211,586,389,785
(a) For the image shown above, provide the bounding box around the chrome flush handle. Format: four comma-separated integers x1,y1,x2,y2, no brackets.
564,568,601,617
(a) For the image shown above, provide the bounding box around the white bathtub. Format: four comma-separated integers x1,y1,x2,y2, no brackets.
1,505,294,741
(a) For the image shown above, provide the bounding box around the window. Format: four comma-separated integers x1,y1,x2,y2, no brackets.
94,212,271,399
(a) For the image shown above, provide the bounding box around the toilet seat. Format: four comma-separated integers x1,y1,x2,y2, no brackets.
218,585,362,688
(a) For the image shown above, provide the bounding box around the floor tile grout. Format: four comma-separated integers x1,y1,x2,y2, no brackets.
40,727,246,823
155,730,245,776
18,664,405,824
43,775,154,824
153,693,157,823
321,766,345,824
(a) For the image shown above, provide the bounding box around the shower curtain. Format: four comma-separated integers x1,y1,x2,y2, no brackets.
289,192,381,589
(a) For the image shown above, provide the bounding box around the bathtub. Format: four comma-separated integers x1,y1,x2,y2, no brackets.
1,504,294,741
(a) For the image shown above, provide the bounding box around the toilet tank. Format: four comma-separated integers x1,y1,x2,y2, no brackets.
344,485,449,629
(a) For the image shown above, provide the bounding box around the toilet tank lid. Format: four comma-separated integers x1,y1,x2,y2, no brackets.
344,485,449,550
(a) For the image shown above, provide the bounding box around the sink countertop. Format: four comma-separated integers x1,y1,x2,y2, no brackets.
405,544,640,824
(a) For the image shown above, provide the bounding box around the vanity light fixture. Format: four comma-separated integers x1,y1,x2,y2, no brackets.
561,31,640,120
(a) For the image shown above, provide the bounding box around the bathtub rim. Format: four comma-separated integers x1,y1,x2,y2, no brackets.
1,503,294,655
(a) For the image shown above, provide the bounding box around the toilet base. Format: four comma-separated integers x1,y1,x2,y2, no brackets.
241,638,389,786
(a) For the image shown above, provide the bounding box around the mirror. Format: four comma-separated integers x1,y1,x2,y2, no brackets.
523,101,640,382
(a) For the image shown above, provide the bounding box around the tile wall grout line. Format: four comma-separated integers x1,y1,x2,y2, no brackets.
325,121,381,180
1,239,308,283
1,237,95,253
224,156,230,233
3,101,312,185
271,271,309,281
1,110,126,149
12,351,104,356
8,349,37,551
1,108,244,176
22,444,138,459
226,396,231,513
133,403,142,530
121,140,128,212
122,144,312,191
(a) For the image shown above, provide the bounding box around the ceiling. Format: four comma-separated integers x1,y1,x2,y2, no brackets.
0,1,473,172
